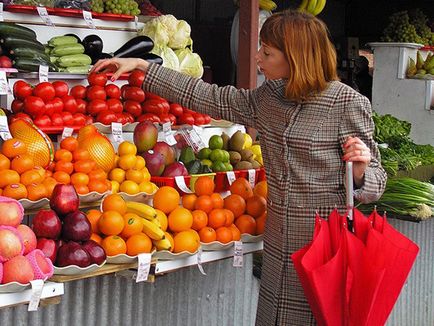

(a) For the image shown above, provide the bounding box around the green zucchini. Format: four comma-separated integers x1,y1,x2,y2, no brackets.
57,54,91,67
0,22,37,40
1,36,45,51
9,47,50,61
48,35,78,47
59,65,90,74
13,58,58,72
51,43,84,56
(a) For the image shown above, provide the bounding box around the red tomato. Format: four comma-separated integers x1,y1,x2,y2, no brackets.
169,103,183,117
62,112,74,126
106,98,123,113
33,115,51,128
128,69,145,87
178,113,195,125
87,85,106,101
11,99,24,114
87,99,108,116
51,113,63,126
115,113,127,124
96,110,117,125
88,72,107,86
9,112,32,124
105,84,121,99
70,85,87,99
183,108,195,115
75,99,87,114
48,97,64,114
137,113,160,123
44,101,54,117
62,95,78,114
122,86,145,103
52,81,69,98
23,96,45,118
142,98,170,115
85,115,93,125
159,113,176,125
33,82,55,102
72,113,87,126
123,112,135,123
13,80,33,100
202,114,211,124
145,92,165,101
123,100,142,117
193,113,205,125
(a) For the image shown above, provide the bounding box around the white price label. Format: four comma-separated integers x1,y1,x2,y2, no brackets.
28,279,44,311
39,65,49,83
175,176,193,194
187,128,206,152
0,71,9,95
0,115,12,140
83,10,96,29
162,122,177,146
0,4,4,22
61,127,74,140
233,241,243,267
226,171,236,185
248,169,256,188
37,7,54,26
111,122,123,143
134,16,139,31
136,253,152,283
197,247,206,275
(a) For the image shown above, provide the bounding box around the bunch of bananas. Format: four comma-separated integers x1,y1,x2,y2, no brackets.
298,0,326,16
233,0,277,12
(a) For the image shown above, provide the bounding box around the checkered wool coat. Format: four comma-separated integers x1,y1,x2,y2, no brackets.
144,64,387,326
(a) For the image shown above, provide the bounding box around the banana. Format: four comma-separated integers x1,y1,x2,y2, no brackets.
306,0,318,14
298,0,309,11
311,0,326,16
259,0,277,11
150,217,162,228
153,238,172,251
126,201,157,221
142,218,165,240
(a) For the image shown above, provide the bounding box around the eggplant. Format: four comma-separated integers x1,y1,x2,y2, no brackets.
112,36,154,58
82,34,103,64
139,53,163,65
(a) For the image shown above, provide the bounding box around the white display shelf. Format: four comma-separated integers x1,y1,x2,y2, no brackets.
0,281,64,309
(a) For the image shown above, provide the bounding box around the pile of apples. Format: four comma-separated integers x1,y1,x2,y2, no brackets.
32,184,106,268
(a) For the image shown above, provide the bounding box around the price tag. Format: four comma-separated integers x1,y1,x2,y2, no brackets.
0,71,9,95
187,128,206,152
111,122,123,143
134,16,139,32
83,10,96,29
175,176,193,194
0,115,12,140
28,279,44,311
233,241,243,267
136,253,152,282
248,169,256,188
37,7,54,26
61,127,74,140
226,171,236,185
197,247,206,275
39,65,49,83
0,4,4,22
162,122,177,146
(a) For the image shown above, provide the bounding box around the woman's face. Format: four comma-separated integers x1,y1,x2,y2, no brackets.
255,42,290,80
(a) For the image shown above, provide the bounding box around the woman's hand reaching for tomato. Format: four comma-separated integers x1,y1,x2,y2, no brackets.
91,58,150,82
342,136,371,188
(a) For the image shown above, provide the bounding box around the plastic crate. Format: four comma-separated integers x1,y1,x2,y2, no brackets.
214,168,266,192
151,175,192,195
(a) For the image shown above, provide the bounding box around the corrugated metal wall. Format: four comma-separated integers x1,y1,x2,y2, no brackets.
1,218,432,326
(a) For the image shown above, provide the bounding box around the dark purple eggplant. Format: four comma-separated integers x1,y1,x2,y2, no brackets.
139,53,163,65
82,35,103,64
112,36,154,58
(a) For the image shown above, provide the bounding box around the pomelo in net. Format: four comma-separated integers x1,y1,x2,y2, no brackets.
0,196,24,227
16,224,37,255
0,226,24,263
26,249,54,280
2,255,34,284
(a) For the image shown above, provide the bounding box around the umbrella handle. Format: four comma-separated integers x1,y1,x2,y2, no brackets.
346,162,354,221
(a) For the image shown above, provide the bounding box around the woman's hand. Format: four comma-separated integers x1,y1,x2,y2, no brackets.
91,58,150,81
342,136,371,187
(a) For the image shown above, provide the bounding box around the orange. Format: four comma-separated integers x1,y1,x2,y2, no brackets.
153,186,180,214
194,195,213,214
215,226,233,244
11,154,34,174
0,153,10,170
138,181,154,194
188,229,200,242
90,233,102,245
73,148,90,161
164,232,174,252
119,180,139,195
20,170,43,186
194,176,215,196
88,168,107,181
210,193,224,209
253,180,268,199
74,160,95,174
86,209,102,233
118,154,137,170
54,149,73,162
101,193,127,214
55,160,74,175
224,194,246,218
1,138,27,158
255,212,267,234
3,183,27,200
101,235,127,256
230,178,254,199
173,230,200,253
208,208,227,229
229,224,241,241
235,214,256,235
191,210,208,231
74,184,89,195
43,177,58,196
53,171,71,184
134,156,146,170
60,136,78,152
32,166,46,179
120,213,143,238
108,168,126,183
246,195,267,218
26,183,47,201
98,210,125,236
125,169,144,184
88,180,108,193
168,207,193,232
0,169,20,188
181,193,197,210
126,233,152,255
223,208,235,226
198,227,217,243
155,209,168,232
118,141,137,156
71,172,90,185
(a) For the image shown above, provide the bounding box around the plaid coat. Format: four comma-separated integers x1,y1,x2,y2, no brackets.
145,64,387,326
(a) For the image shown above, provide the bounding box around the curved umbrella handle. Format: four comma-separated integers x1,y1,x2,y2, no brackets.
346,161,354,221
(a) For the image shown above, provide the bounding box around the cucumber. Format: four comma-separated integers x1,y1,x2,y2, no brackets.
48,35,78,47
0,22,37,40
9,47,50,61
13,58,58,72
1,36,45,51
57,54,92,67
51,43,84,56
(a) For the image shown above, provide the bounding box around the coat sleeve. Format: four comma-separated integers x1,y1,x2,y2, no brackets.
338,93,387,204
143,63,261,129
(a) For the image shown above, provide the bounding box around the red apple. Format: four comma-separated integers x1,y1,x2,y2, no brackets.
81,240,106,265
31,209,62,239
56,242,91,268
61,211,91,242
50,184,79,217
0,55,13,68
36,238,58,263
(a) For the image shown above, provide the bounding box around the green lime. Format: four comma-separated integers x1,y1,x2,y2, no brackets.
208,135,224,150
201,159,213,167
197,147,212,160
221,150,230,163
211,161,226,172
209,149,224,162
224,162,233,171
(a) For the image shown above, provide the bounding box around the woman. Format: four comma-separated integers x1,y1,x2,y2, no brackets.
92,10,387,325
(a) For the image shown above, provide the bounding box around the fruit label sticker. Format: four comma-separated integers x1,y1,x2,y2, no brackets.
162,122,177,146
187,128,206,151
28,279,44,311
111,122,124,143
136,253,152,283
175,176,193,193
0,115,12,140
39,65,49,83
248,169,256,188
83,11,96,29
197,247,206,275
0,4,4,22
0,71,9,95
61,127,74,140
233,241,243,267
37,7,54,26
226,171,236,185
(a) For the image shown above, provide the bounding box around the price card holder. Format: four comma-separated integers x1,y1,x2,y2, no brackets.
233,241,243,267
136,253,152,283
37,7,54,26
247,169,256,188
197,247,206,275
0,115,12,140
61,127,74,140
111,122,123,144
175,176,193,194
39,65,49,83
162,122,177,146
28,279,44,311
83,10,97,29
226,171,236,185
0,4,4,22
0,71,10,95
